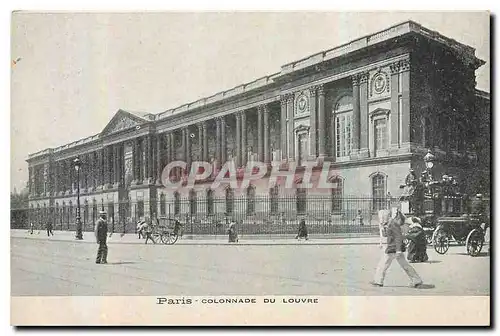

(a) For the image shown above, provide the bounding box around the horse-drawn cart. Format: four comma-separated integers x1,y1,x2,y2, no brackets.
153,217,184,245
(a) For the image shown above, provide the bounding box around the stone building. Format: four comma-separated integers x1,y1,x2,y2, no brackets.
26,21,489,229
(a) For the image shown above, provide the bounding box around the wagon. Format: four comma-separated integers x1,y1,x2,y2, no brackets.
153,217,184,245
432,215,486,256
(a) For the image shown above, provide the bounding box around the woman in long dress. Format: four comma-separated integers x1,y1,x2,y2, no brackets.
405,217,428,263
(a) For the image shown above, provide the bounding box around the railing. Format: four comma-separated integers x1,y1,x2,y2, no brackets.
12,196,402,236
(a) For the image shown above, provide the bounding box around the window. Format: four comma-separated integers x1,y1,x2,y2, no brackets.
330,177,343,212
173,192,180,215
334,95,353,158
270,185,279,215
246,185,256,215
137,200,144,219
206,189,214,215
225,187,234,215
372,174,386,211
374,118,388,151
296,188,307,214
189,189,197,216
160,194,166,215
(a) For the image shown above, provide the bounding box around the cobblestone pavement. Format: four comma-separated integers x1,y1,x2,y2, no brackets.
11,235,489,296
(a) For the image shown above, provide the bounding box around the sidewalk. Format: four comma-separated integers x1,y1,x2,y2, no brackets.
11,229,381,246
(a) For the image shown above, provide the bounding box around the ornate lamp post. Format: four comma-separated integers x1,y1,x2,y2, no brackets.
423,149,436,181
73,157,83,240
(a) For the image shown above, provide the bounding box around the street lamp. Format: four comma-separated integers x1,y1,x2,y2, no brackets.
74,157,83,240
423,149,436,181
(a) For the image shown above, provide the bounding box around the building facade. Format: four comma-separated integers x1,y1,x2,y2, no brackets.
26,21,489,230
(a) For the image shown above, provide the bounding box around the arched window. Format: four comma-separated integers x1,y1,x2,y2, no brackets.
269,185,279,215
206,189,214,216
225,187,234,215
330,177,344,213
296,188,307,215
189,189,197,216
160,193,166,216
173,192,180,216
246,185,256,215
334,95,353,158
372,173,387,211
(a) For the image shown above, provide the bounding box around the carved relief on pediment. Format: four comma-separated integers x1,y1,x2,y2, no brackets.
106,116,140,134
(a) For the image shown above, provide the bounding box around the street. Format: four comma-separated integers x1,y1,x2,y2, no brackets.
11,236,489,296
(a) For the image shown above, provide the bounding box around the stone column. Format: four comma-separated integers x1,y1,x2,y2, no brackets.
197,123,203,161
148,134,154,183
140,137,146,182
132,138,139,183
220,117,227,165
351,74,361,155
181,128,187,164
165,132,171,166
216,118,221,168
318,85,326,157
241,112,247,166
287,95,295,160
104,146,110,188
257,107,264,162
390,61,401,149
185,127,192,168
263,105,270,164
280,96,288,159
359,72,370,157
28,166,33,195
400,59,411,145
309,86,317,158
99,148,105,188
53,162,58,195
108,145,114,185
202,122,208,162
235,113,241,167
169,132,174,162
156,134,163,185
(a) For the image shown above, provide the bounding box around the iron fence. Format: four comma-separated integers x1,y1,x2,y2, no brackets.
14,195,489,236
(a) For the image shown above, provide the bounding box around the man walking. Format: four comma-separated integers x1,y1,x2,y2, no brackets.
371,209,423,288
95,211,108,264
46,221,54,237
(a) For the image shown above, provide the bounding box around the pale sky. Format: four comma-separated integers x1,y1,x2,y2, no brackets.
10,11,490,192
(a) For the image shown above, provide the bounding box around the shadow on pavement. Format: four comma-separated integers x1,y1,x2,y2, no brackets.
454,252,490,257
425,260,442,264
388,284,436,289
106,261,138,265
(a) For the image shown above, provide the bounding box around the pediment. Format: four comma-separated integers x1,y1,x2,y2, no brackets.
101,109,148,136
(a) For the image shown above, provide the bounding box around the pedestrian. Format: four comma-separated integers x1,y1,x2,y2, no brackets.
29,222,34,235
46,221,54,237
227,221,239,243
371,209,423,288
405,217,428,263
95,211,108,264
143,220,156,245
296,219,308,240
136,219,146,239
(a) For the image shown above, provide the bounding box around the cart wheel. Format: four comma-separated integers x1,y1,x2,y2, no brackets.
433,228,449,255
466,229,484,257
169,233,179,245
160,232,170,244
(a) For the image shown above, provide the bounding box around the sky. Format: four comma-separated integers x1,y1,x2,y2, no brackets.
10,11,490,192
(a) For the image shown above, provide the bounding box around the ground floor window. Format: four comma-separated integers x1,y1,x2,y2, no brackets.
372,174,386,211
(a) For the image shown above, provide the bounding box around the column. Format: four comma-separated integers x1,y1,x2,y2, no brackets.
148,134,154,182
241,112,247,166
351,74,361,155
220,117,226,165
263,105,270,164
202,122,208,162
318,85,326,157
165,132,171,166
287,95,295,160
169,132,174,162
235,113,241,167
185,127,192,168
112,146,117,185
257,107,263,162
280,96,288,159
28,166,33,195
103,147,109,187
309,86,317,158
400,59,411,144
140,137,146,182
359,72,370,157
181,128,187,164
108,145,114,185
390,61,401,149
197,123,203,162
53,162,59,195
132,138,139,183
215,118,222,168
117,144,123,185
156,134,163,185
